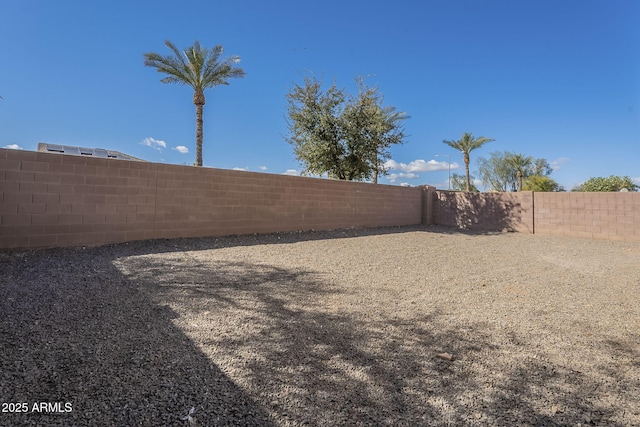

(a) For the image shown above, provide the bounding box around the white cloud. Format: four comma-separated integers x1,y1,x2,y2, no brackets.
258,166,268,171
550,157,570,171
232,166,249,171
282,169,300,176
632,177,640,186
384,158,460,173
3,144,22,150
140,137,166,151
173,145,189,154
383,158,462,185
386,172,419,183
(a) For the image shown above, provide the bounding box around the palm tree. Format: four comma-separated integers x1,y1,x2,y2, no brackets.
144,40,245,166
443,132,494,191
507,153,533,191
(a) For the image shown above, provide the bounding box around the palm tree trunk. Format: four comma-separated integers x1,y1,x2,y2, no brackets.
464,153,470,192
195,103,204,167
194,90,206,167
517,170,523,191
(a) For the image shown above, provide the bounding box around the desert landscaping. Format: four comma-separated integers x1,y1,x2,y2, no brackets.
1,225,639,426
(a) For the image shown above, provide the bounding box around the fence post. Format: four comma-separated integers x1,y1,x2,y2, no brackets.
422,185,435,225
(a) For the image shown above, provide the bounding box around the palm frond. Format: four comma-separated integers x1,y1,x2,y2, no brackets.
146,40,245,92
184,41,205,89
164,40,188,69
144,45,195,88
202,56,245,88
443,132,494,154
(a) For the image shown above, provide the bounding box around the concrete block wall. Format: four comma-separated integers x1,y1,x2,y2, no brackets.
434,190,534,233
432,190,639,241
0,148,423,250
534,192,640,241
2,147,639,249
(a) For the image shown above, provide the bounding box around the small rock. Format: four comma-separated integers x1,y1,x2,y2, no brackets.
436,352,453,361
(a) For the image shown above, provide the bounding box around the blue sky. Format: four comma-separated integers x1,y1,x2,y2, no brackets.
1,0,639,190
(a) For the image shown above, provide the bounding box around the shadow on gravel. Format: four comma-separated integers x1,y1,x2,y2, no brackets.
116,247,635,426
0,247,277,427
1,230,637,426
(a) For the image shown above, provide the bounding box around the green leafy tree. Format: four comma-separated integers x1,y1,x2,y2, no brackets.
477,151,514,192
286,77,349,179
451,172,479,192
343,78,408,183
443,132,494,192
532,158,553,176
523,175,564,192
478,151,553,192
573,176,638,192
144,40,245,166
286,76,408,181
370,107,408,183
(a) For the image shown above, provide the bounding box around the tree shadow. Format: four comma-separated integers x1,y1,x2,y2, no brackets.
435,191,525,233
1,232,637,426
0,246,277,426
116,247,637,426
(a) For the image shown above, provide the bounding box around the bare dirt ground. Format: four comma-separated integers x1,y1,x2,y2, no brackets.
1,225,639,426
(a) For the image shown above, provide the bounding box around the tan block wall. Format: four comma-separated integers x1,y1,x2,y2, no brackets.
534,192,640,241
0,148,423,250
434,190,534,233
432,190,639,242
3,147,638,249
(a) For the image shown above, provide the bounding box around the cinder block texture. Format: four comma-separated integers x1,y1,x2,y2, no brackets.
534,192,640,241
3,147,638,249
433,191,534,233
432,190,639,241
0,149,423,250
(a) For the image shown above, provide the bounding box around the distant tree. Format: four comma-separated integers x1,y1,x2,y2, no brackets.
478,151,553,192
443,132,494,192
532,158,553,176
286,75,408,181
573,176,638,192
523,175,564,192
507,153,533,191
450,172,479,192
477,151,515,192
144,40,245,166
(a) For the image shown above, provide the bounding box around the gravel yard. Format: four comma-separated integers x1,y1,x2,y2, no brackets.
1,225,639,426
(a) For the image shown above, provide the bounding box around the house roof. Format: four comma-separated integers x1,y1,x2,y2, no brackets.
37,143,145,161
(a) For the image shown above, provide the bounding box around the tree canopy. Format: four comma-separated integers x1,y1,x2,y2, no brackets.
450,172,479,192
285,76,408,181
573,176,638,192
477,151,553,192
523,175,564,192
